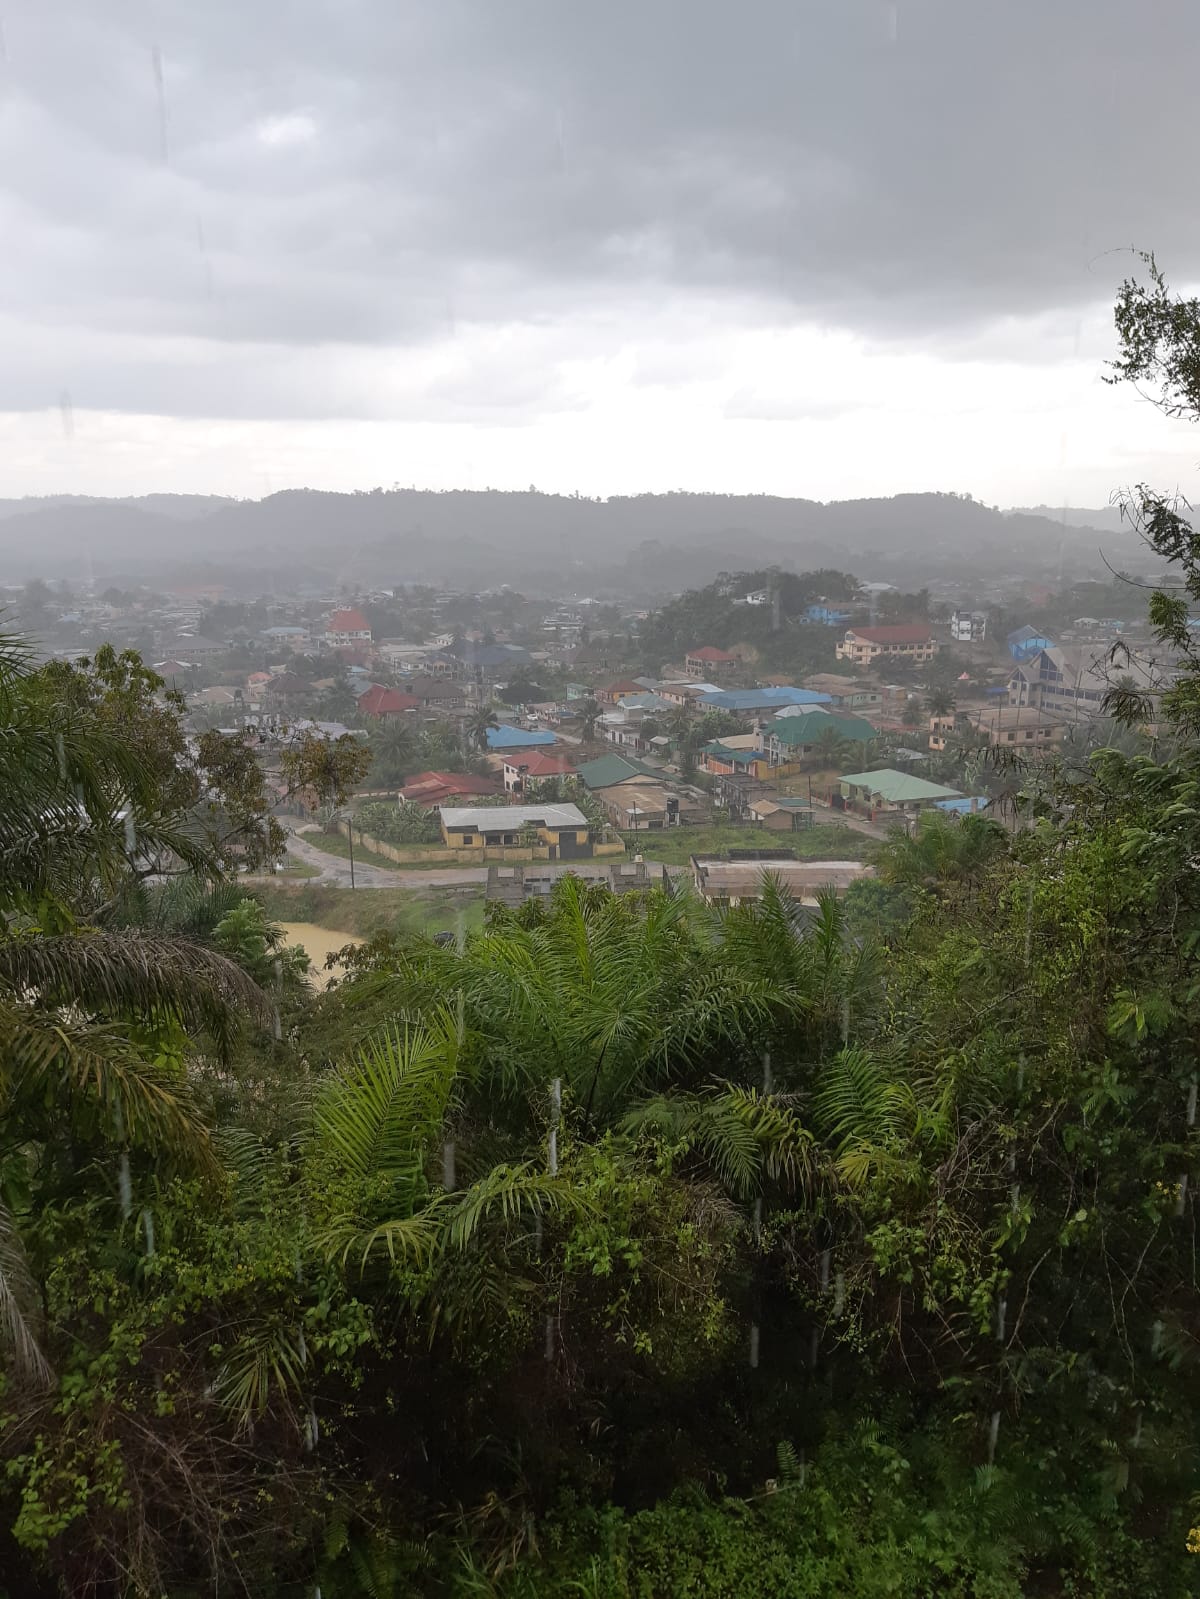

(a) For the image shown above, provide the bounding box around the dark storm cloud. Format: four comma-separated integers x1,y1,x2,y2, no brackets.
0,0,1193,414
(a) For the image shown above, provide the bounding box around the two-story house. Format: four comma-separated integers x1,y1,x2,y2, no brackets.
836,625,938,667
324,608,372,650
685,646,741,680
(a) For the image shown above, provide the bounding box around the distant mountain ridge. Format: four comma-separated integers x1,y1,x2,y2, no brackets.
0,488,1133,591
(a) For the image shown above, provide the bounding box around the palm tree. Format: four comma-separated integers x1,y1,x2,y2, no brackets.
0,633,268,1388
875,810,1007,892
924,687,957,719
806,727,858,773
576,697,601,743
666,706,694,747
315,679,359,726
467,705,500,752
369,720,419,786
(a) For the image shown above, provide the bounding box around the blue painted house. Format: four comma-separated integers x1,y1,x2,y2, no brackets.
803,604,854,626
1007,624,1054,662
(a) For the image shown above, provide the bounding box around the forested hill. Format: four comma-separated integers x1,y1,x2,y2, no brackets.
0,487,1127,590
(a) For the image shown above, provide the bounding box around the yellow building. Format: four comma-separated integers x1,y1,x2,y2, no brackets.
836,626,938,667
439,802,593,860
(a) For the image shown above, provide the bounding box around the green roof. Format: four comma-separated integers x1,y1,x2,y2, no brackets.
838,768,963,804
576,753,663,790
769,711,876,747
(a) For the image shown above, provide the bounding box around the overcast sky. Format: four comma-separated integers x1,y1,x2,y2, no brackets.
2,0,1199,505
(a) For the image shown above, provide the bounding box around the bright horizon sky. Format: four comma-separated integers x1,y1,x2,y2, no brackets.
2,1,1199,510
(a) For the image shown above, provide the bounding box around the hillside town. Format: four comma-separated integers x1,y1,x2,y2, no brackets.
5,559,1181,926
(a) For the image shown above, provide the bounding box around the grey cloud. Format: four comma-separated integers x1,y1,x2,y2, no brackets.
0,0,1194,418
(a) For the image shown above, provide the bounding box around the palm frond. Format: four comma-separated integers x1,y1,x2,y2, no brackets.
0,930,269,1048
0,1201,52,1389
0,1001,216,1169
312,1021,460,1197
443,1163,594,1251
209,1317,308,1428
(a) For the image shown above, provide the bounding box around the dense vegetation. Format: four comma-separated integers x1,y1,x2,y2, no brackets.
5,276,1200,1596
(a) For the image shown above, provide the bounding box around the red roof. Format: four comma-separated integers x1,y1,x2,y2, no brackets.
327,608,370,634
687,645,739,662
358,684,419,717
845,626,933,645
501,750,577,779
400,771,503,807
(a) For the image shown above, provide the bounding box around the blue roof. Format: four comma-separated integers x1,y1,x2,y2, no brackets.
485,726,558,750
1007,625,1048,645
618,692,672,711
934,796,991,813
697,686,833,712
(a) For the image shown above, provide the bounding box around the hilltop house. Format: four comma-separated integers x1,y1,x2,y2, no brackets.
803,604,854,626
836,626,938,668
685,646,741,681
439,802,593,859
324,608,372,650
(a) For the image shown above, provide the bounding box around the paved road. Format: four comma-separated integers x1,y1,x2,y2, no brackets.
283,828,641,890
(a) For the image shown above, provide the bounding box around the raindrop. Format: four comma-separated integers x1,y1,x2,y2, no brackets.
124,811,137,855
749,1322,760,1369
761,1049,772,1095
1187,1077,1197,1128
118,1151,132,1220
141,1208,156,1256
819,1248,831,1291
55,732,66,780
544,1312,556,1362
151,44,169,163
752,1197,762,1244
297,1328,307,1367
548,1077,561,1176
442,1139,456,1190
987,1410,1001,1465
809,1326,820,1371
832,1271,845,1317
271,1004,282,1042
58,389,74,440
996,1295,1007,1343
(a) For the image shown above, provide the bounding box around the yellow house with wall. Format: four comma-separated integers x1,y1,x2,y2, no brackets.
439,802,594,860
